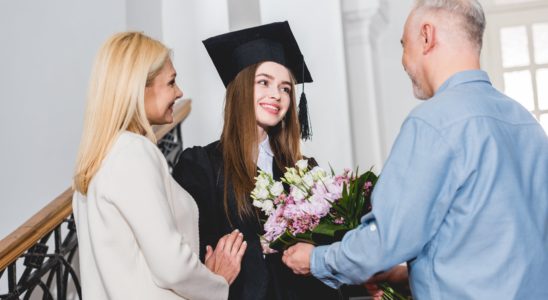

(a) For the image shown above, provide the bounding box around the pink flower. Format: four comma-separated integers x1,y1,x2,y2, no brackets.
305,195,331,217
285,195,296,205
364,181,373,193
288,213,320,235
312,177,343,203
334,217,345,224
264,205,287,242
290,186,307,202
274,193,287,205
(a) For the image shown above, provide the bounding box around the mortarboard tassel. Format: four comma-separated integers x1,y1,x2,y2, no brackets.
298,88,312,140
298,56,312,140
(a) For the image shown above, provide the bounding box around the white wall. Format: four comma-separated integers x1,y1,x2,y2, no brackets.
375,0,421,157
227,0,261,30
0,0,420,241
0,0,126,239
162,0,230,149
126,0,163,40
260,0,355,171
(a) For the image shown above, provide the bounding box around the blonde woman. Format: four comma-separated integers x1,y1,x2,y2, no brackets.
73,32,246,300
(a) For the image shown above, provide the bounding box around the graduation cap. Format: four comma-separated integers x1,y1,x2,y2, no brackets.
203,21,313,140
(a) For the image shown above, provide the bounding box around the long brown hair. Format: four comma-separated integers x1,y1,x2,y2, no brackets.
220,62,302,221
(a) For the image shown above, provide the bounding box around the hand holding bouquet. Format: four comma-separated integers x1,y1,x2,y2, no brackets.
251,159,408,300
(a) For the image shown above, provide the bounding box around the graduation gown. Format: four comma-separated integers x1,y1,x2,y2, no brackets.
172,141,340,300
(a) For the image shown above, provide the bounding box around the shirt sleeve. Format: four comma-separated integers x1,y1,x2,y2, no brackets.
311,117,462,288
104,138,228,299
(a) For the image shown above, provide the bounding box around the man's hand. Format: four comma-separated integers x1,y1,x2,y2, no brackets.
281,242,315,275
364,265,409,299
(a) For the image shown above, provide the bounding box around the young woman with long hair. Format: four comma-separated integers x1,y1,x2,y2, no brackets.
73,32,246,300
172,22,338,300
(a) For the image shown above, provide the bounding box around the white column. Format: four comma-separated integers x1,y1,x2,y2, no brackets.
342,0,389,172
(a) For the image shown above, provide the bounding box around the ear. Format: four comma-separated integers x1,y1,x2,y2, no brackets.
420,22,436,54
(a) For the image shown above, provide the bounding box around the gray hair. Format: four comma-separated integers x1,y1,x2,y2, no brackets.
414,0,486,50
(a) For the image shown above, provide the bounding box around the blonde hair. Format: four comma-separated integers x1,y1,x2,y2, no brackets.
73,32,170,195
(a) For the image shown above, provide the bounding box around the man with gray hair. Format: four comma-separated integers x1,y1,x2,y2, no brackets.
281,0,548,298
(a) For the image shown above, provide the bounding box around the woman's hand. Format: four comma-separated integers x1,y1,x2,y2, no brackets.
205,229,247,284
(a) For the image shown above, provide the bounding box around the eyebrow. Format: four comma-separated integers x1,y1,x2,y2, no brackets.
256,73,292,85
400,39,404,46
170,72,177,78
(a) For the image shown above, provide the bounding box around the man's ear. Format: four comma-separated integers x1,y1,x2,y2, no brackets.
420,22,436,54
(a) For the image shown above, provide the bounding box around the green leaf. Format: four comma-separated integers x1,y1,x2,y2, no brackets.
269,230,316,251
311,223,350,245
331,203,347,216
269,231,295,251
328,163,335,176
312,222,346,236
342,182,349,201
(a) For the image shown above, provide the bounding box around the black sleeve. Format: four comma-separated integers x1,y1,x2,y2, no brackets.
305,156,319,168
172,146,219,261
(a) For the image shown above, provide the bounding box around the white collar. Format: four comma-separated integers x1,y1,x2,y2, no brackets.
257,136,274,175
259,135,274,157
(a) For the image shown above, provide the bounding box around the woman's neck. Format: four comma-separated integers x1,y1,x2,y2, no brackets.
257,125,268,142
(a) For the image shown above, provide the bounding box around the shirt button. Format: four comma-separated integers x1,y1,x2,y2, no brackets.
369,224,377,231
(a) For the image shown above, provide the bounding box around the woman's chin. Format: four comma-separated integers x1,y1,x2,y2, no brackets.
163,113,174,124
149,117,173,126
257,120,281,129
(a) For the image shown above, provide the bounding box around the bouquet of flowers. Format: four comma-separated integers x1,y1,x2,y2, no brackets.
251,159,377,251
251,159,408,300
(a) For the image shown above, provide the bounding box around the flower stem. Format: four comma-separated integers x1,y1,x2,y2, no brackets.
379,282,409,300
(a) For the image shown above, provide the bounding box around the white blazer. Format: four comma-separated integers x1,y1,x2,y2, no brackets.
73,131,228,300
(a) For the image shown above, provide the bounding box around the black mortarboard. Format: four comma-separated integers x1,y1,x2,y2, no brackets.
203,21,313,140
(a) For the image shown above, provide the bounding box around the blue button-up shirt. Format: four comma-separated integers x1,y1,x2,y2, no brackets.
311,70,548,299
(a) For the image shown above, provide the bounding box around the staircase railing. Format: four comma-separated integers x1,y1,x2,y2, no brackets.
0,99,191,300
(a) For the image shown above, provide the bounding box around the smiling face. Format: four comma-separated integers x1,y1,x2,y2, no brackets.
254,61,293,134
144,59,183,125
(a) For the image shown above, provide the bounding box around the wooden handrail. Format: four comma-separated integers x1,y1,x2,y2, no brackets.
0,99,192,271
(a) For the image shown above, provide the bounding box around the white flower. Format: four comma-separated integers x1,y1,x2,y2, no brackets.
256,174,271,188
255,187,269,200
284,168,302,185
310,166,328,181
252,199,264,209
262,200,274,214
302,173,314,187
296,159,309,171
250,188,259,199
270,182,284,197
290,186,307,201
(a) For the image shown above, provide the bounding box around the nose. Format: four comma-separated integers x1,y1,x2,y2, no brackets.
269,86,281,101
176,85,183,99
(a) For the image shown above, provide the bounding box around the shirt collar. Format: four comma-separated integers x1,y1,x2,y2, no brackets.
259,135,274,157
435,70,491,96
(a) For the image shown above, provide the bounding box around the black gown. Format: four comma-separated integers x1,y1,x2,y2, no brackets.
172,141,341,300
